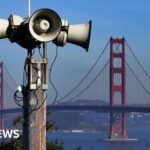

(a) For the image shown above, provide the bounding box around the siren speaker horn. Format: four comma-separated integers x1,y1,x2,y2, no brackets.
54,20,92,51
29,8,62,42
0,19,9,38
67,20,92,51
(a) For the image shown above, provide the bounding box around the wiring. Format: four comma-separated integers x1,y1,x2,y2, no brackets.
27,58,47,112
38,45,43,57
30,45,59,111
14,50,40,110
14,55,28,108
30,89,47,112
14,90,24,108
23,58,28,86
27,48,48,112
49,46,59,105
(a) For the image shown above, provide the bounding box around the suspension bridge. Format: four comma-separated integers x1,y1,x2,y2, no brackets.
0,37,150,139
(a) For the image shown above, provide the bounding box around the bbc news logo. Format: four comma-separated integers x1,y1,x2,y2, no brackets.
0,129,20,139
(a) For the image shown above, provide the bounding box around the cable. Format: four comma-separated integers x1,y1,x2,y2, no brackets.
27,62,46,112
30,89,47,112
57,40,110,102
15,52,30,109
61,59,110,104
2,63,21,108
23,55,29,86
57,40,121,104
4,78,15,94
126,40,150,80
49,46,59,105
126,61,150,96
13,55,28,109
38,45,43,58
3,64,18,86
14,48,48,111
14,90,24,108
58,41,121,104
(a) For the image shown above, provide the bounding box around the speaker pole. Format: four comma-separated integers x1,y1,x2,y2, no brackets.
23,49,31,150
23,45,47,150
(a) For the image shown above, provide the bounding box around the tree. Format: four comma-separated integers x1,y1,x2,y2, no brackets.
1,115,83,150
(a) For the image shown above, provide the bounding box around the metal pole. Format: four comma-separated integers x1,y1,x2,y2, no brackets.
28,0,31,17
23,50,31,150
43,42,48,57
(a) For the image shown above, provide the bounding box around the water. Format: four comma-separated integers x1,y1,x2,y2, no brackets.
47,130,150,150
47,113,150,150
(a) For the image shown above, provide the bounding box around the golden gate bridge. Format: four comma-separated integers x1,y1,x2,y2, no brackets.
0,37,150,140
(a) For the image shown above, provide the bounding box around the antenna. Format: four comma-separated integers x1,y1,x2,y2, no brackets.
28,0,31,17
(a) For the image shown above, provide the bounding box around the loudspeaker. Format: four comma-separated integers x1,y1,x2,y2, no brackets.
54,20,92,51
29,8,61,42
7,9,62,49
0,8,92,50
0,19,9,38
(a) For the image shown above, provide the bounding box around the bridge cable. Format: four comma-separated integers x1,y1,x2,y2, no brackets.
60,59,110,104
56,40,110,103
126,40,150,80
116,44,150,100
3,78,24,107
3,78,15,93
3,64,18,86
57,42,121,104
126,61,150,97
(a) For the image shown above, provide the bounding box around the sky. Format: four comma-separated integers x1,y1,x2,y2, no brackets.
0,0,150,107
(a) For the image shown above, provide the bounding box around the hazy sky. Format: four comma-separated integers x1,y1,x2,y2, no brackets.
0,0,150,106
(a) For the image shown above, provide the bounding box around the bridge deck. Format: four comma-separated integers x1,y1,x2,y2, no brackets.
1,105,150,114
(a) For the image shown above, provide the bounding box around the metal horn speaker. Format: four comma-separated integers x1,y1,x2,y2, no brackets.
29,8,61,42
0,19,9,39
54,20,92,51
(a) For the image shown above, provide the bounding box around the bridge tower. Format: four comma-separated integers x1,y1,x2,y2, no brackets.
109,37,127,139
